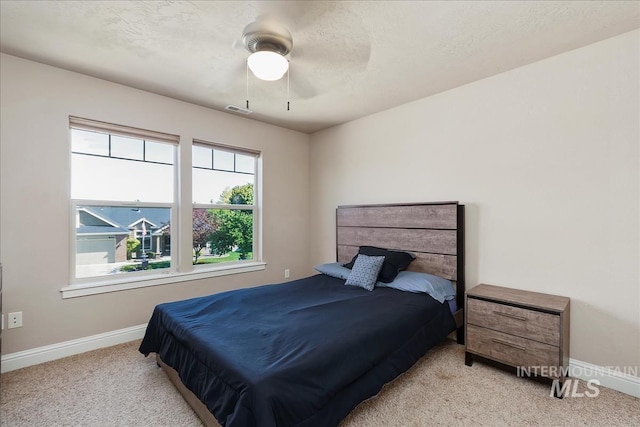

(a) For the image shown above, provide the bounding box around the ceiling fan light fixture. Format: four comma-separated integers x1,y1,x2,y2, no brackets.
247,51,289,81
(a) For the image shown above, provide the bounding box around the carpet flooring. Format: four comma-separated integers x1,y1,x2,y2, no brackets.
1,339,638,426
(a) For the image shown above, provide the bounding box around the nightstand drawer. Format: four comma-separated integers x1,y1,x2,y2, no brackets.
467,298,560,346
466,325,559,371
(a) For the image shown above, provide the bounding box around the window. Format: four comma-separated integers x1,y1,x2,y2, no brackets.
192,141,259,268
66,117,264,296
70,117,177,281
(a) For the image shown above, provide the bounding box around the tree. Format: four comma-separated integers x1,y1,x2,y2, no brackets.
209,183,253,259
192,209,217,263
126,237,140,260
219,184,253,205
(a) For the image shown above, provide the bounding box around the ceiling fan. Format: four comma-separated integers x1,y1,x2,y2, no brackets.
214,4,372,103
241,16,293,82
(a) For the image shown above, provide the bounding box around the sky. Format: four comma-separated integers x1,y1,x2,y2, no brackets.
71,129,254,204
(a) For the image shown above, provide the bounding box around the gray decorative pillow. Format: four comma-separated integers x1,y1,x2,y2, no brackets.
345,254,385,291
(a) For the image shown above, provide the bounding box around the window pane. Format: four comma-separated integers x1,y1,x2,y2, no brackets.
199,208,253,264
193,145,212,169
145,140,174,164
213,149,234,171
71,129,109,156
111,135,144,160
75,205,171,278
193,169,254,204
72,154,174,202
236,154,255,174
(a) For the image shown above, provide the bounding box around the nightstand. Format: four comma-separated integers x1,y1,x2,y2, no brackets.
465,284,570,397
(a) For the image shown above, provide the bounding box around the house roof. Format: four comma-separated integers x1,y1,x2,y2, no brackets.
77,206,170,236
89,207,169,229
77,225,130,236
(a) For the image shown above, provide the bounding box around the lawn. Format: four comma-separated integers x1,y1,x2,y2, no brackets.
120,251,252,272
195,252,252,264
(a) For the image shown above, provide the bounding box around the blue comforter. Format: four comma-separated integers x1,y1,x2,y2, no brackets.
139,274,455,427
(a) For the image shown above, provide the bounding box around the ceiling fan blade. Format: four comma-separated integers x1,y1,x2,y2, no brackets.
287,39,370,98
286,2,372,76
253,1,321,32
292,41,371,74
208,59,245,94
289,71,317,100
231,38,245,51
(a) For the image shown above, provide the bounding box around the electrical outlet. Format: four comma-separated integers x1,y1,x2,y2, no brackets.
284,269,290,279
8,311,22,329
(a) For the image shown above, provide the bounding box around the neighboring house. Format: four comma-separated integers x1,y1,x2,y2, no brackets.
76,206,170,265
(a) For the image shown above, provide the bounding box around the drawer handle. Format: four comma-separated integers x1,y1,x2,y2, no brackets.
493,311,527,321
492,338,526,351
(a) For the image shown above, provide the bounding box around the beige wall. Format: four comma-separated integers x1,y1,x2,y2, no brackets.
0,54,310,354
1,28,638,372
309,30,639,369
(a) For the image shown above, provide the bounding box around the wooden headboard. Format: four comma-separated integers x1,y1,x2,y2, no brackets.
336,201,465,343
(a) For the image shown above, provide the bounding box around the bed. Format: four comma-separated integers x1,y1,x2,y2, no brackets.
139,202,465,427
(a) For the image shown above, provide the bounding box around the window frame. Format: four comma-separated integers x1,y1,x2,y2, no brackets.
63,117,265,299
191,139,261,271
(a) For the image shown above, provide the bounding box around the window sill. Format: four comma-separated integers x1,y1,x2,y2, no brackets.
61,261,267,299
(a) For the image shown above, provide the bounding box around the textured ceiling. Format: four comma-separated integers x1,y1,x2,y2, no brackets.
1,1,638,133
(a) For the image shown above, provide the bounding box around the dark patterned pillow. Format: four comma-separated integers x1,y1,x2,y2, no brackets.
345,254,385,291
344,246,416,283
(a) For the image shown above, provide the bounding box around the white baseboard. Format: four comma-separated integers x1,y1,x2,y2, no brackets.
1,323,147,373
569,358,640,398
2,326,638,399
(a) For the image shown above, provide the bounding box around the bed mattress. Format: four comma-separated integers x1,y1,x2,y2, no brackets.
139,274,456,427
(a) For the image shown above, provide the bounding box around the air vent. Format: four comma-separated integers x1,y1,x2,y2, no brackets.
225,105,252,115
